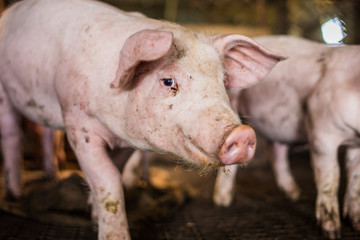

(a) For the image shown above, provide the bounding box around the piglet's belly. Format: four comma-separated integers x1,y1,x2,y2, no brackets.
9,92,64,129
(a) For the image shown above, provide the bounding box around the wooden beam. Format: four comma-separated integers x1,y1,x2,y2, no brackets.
0,0,4,12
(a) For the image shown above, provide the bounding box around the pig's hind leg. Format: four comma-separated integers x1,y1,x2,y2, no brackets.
122,150,144,190
41,127,67,180
213,165,238,207
343,147,360,231
122,150,152,190
269,142,300,201
0,82,22,200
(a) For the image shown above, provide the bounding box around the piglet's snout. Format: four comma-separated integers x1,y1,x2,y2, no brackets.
219,125,256,165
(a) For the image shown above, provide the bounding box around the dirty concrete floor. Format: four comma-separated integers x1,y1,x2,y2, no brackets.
1,147,360,240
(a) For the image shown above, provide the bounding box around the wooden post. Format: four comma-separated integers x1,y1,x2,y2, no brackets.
274,0,289,34
353,0,360,44
164,0,178,22
256,0,266,27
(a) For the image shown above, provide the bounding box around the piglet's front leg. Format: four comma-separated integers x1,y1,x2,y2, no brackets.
308,130,342,239
65,119,130,240
343,148,360,231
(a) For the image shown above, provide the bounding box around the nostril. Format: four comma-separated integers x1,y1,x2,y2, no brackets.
227,142,238,152
248,139,255,148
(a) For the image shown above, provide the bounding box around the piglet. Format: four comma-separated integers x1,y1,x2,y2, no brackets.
0,0,283,239
213,35,360,239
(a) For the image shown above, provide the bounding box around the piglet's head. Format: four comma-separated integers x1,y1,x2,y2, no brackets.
109,28,284,172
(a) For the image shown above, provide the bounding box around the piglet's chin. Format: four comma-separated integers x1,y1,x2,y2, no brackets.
182,140,219,166
218,125,257,165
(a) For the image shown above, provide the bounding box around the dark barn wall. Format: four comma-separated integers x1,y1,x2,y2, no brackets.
0,0,358,42
2,0,19,8
100,0,357,44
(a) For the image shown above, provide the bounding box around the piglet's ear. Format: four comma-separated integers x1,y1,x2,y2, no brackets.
110,29,173,89
212,34,286,89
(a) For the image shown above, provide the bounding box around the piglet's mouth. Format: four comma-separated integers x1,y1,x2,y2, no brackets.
184,138,221,167
176,127,221,169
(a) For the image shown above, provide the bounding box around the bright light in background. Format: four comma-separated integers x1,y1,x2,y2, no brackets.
321,17,347,44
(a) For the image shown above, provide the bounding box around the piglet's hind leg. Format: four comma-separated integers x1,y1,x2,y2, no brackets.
269,142,300,201
41,126,60,180
0,83,22,201
213,165,238,207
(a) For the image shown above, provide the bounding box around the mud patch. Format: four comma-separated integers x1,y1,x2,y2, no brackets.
26,99,37,107
104,200,119,214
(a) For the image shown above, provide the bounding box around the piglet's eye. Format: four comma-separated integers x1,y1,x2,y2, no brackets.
161,78,178,95
162,78,175,87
